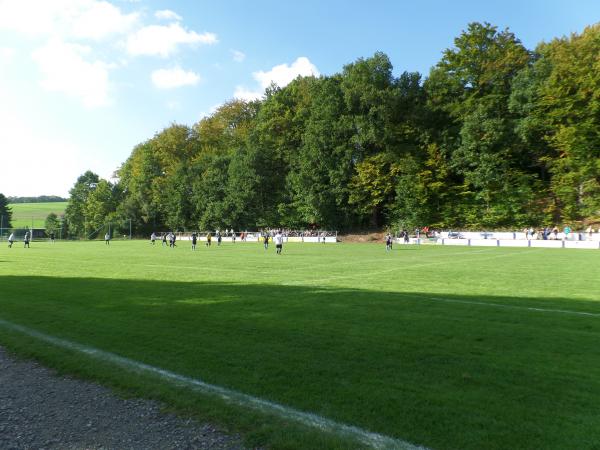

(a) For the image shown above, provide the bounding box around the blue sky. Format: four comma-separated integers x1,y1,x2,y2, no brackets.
0,0,598,197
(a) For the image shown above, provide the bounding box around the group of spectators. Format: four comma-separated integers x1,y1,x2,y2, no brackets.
395,227,437,240
525,225,598,241
259,228,336,238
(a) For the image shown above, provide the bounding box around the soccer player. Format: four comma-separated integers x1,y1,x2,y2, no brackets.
8,232,14,248
206,232,212,247
403,229,409,244
191,232,197,250
386,233,393,251
24,231,31,248
217,231,222,246
104,232,110,245
151,232,157,245
274,230,283,254
263,232,269,250
49,231,55,243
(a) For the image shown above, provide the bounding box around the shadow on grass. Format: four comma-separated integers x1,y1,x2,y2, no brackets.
1,275,600,450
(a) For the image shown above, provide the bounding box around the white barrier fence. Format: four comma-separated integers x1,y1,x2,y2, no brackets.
437,231,600,241
166,234,338,244
396,233,600,250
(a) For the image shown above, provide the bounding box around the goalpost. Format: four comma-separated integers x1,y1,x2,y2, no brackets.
86,219,133,240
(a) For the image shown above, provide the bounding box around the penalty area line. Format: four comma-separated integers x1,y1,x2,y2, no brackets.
0,318,426,450
422,296,600,317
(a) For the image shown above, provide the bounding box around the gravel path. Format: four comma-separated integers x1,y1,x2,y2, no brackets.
0,347,245,450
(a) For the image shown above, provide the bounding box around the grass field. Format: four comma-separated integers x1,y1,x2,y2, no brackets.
8,201,68,228
1,241,599,449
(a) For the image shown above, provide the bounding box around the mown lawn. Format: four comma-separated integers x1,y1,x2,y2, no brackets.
8,201,67,228
0,241,599,449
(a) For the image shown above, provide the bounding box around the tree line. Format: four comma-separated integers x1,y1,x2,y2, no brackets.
64,22,600,237
8,196,67,203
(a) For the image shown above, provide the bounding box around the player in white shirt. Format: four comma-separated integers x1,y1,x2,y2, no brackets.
274,231,283,254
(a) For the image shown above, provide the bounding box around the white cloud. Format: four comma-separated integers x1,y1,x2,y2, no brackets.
155,9,182,21
254,57,319,89
0,0,138,40
151,67,200,89
126,23,217,57
32,39,112,108
231,49,245,62
234,57,319,101
233,86,262,101
70,1,139,40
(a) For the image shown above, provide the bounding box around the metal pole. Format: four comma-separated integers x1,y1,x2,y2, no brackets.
129,218,132,240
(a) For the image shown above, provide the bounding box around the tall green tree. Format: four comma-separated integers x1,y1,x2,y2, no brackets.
287,75,358,228
64,171,100,237
0,193,12,230
44,212,60,235
348,153,400,227
84,179,121,234
525,25,600,222
247,78,316,227
425,22,538,227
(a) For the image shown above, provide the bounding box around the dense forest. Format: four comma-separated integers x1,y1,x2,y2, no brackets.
8,196,67,203
64,22,600,236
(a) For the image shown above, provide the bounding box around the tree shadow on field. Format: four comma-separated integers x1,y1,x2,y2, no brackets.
1,275,600,450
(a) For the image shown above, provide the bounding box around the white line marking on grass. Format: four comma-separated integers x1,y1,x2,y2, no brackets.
281,248,501,273
284,249,526,286
0,318,427,450
421,296,600,317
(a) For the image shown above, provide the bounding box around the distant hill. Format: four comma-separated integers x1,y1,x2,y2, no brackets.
8,195,67,203
9,201,68,228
